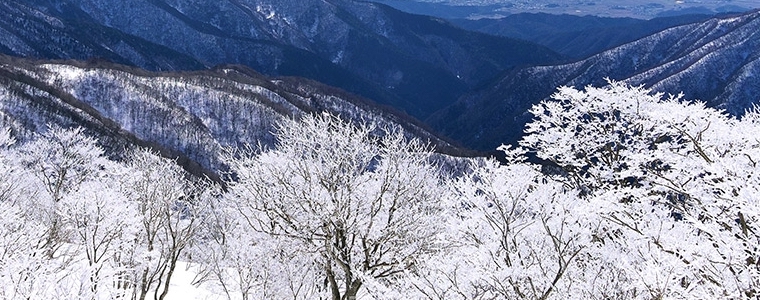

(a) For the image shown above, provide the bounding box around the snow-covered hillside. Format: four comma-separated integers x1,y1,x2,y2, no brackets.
429,10,760,150
0,56,459,178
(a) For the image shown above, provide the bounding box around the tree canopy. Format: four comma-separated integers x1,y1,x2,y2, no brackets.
0,82,757,299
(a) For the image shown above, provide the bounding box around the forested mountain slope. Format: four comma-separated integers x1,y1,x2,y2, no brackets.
8,0,563,120
452,13,713,59
0,55,458,179
0,1,205,71
429,10,760,150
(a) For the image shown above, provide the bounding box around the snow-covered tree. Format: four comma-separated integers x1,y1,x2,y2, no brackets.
0,126,19,205
58,180,139,299
517,81,760,298
2,80,758,299
400,146,590,300
193,209,323,300
223,113,452,299
0,124,214,299
415,81,758,300
17,126,110,257
119,149,211,300
0,126,131,299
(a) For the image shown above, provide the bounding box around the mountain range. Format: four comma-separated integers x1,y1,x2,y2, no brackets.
429,10,760,150
5,0,562,121
1,0,760,165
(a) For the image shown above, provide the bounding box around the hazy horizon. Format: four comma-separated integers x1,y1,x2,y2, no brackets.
373,0,760,19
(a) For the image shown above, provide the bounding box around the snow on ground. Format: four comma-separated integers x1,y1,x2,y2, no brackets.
164,262,229,300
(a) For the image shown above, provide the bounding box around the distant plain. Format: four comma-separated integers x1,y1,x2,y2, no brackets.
374,0,760,19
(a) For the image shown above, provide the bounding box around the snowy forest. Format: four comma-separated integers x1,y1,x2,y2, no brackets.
1,81,758,299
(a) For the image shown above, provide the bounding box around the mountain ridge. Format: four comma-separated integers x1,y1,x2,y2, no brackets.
451,13,715,59
15,0,564,120
0,1,207,71
428,10,760,150
0,54,468,180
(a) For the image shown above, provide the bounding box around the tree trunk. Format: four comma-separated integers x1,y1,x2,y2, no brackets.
343,280,362,300
158,247,183,300
326,265,340,300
